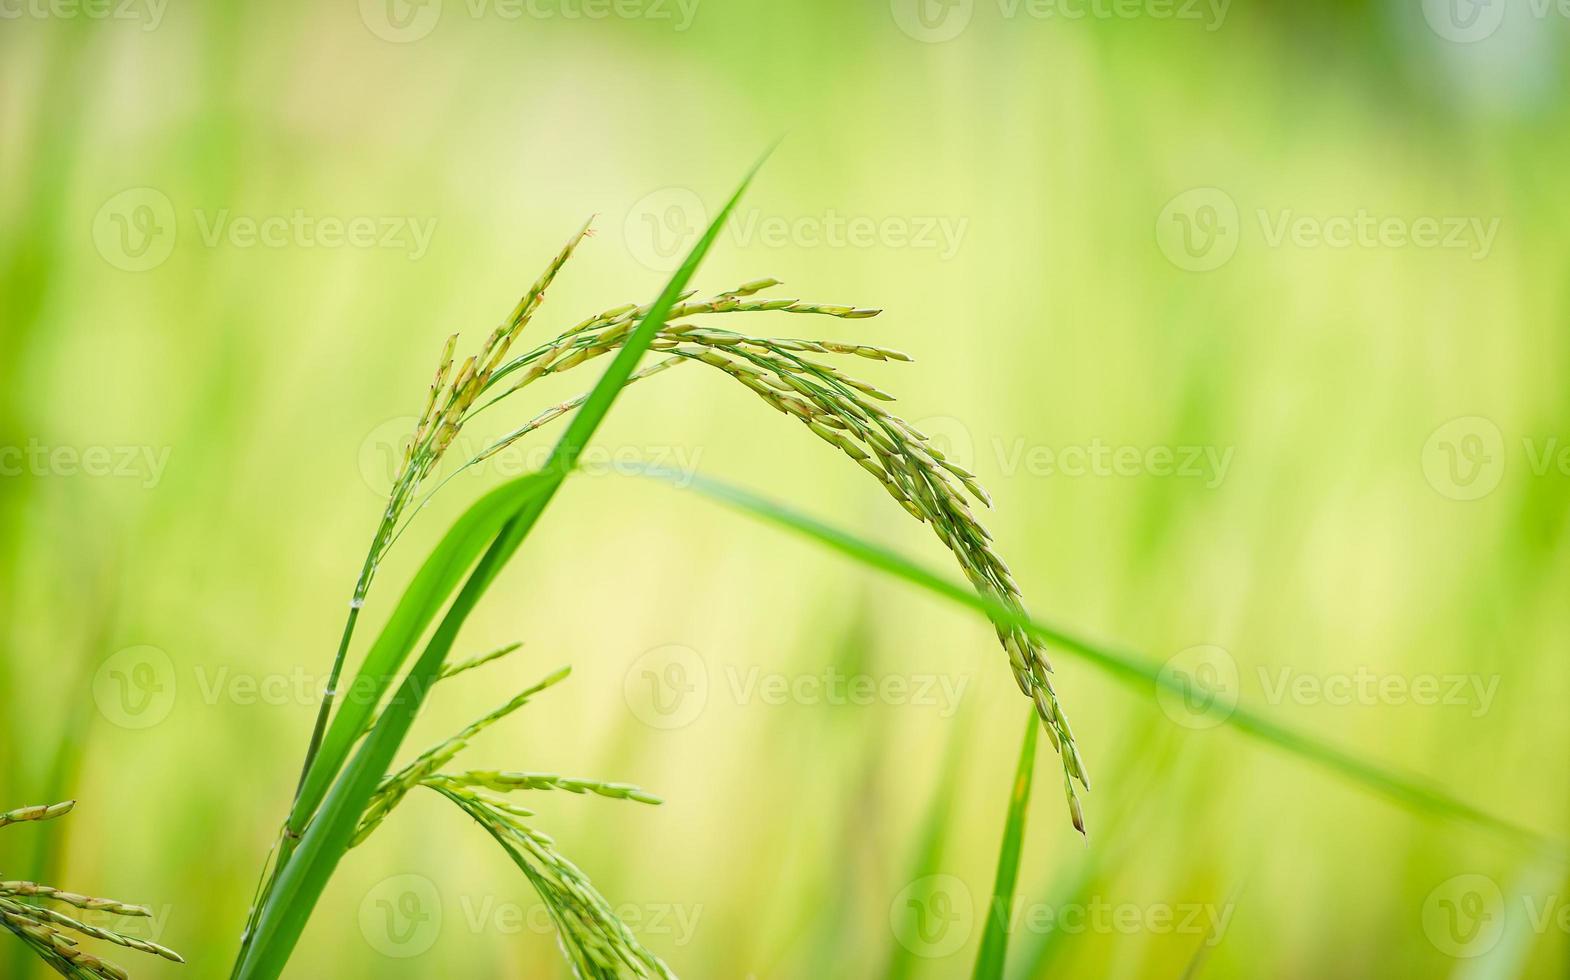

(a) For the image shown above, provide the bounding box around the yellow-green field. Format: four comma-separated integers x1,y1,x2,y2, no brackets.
2,1,1568,976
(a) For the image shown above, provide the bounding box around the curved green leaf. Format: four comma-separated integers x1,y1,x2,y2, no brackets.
635,467,1564,859
233,153,772,980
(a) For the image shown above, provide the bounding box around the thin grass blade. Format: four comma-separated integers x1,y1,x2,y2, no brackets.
972,710,1038,980
635,467,1565,857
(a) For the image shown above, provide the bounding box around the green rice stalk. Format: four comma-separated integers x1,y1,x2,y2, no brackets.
234,156,767,980
411,284,1089,829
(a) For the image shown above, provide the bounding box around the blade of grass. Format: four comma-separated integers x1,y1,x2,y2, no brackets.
972,710,1038,980
1012,714,1171,979
233,152,771,980
633,467,1566,858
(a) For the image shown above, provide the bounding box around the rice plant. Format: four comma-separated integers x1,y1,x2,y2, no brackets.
220,165,1546,980
2,158,1547,978
1,802,184,978
7,166,1544,980
220,163,1087,980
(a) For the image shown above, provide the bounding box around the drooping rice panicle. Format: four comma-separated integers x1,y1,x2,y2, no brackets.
436,786,673,980
342,664,671,977
1,803,182,978
387,261,1088,829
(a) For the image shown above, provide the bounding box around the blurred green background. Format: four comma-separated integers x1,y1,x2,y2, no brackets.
3,0,1568,976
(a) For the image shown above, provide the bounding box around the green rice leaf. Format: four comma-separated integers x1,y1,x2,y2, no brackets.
972,711,1038,980
637,467,1564,858
233,153,772,980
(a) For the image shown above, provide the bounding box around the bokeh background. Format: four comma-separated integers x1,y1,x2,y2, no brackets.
2,0,1568,976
